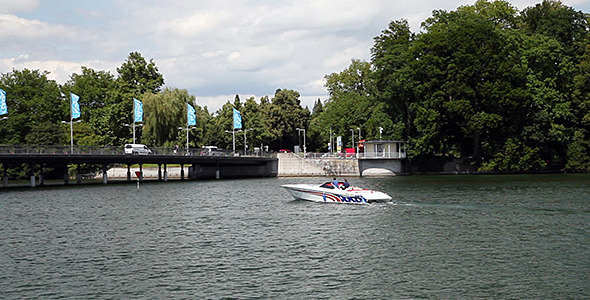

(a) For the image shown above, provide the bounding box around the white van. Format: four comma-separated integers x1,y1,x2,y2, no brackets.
124,144,153,155
200,146,226,156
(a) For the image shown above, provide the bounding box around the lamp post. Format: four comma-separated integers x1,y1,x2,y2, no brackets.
329,127,332,154
225,130,236,154
179,126,197,155
123,123,143,144
349,128,355,150
379,126,383,139
357,127,361,157
243,128,253,155
61,119,82,154
296,128,306,157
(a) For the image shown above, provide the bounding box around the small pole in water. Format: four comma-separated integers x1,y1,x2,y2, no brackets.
135,171,142,190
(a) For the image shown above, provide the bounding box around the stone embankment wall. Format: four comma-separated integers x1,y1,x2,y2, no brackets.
278,153,358,177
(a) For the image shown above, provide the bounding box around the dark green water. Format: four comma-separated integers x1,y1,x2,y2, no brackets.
1,174,588,299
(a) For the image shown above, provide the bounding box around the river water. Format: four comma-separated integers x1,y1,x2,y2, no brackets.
1,174,588,299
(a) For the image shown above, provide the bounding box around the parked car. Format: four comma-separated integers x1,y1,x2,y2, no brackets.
124,144,153,155
338,148,356,158
278,149,292,153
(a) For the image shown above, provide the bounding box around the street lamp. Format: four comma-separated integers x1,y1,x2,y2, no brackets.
349,128,355,150
379,126,383,139
0,116,7,120
179,126,197,155
123,123,143,144
357,127,361,157
225,130,237,154
296,128,306,157
243,128,253,155
61,119,82,154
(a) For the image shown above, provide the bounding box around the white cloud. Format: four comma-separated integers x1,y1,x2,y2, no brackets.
0,56,119,83
0,0,39,14
0,14,69,40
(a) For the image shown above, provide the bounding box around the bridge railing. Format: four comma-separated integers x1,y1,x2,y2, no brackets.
298,152,407,159
0,145,122,155
0,145,274,157
359,152,406,159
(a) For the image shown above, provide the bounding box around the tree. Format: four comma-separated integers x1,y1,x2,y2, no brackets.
520,0,589,58
116,51,165,96
62,66,117,145
371,19,416,140
0,69,66,145
204,100,236,150
268,89,310,150
142,88,194,147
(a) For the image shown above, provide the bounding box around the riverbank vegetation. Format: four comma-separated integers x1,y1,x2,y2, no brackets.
0,0,589,173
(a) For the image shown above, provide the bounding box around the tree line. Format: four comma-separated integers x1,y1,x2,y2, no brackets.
315,0,590,172
1,0,589,173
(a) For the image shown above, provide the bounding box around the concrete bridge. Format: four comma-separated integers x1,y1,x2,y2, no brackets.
0,145,277,188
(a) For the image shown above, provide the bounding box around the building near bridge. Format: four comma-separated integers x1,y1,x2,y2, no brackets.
359,140,407,159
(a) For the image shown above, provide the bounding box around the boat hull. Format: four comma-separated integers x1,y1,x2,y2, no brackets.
281,184,391,204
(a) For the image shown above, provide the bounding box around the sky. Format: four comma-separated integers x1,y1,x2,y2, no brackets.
1,0,589,112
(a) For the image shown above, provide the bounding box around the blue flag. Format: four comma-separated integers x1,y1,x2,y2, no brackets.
71,93,80,119
187,103,196,126
233,108,242,129
0,88,7,115
134,98,143,123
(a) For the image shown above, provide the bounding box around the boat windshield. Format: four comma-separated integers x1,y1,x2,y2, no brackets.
320,182,335,189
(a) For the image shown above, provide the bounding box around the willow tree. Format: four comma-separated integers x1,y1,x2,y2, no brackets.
142,88,194,147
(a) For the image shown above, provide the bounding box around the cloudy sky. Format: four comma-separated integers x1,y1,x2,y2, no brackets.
1,0,589,112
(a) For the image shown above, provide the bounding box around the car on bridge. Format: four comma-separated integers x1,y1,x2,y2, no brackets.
200,146,227,156
124,144,153,155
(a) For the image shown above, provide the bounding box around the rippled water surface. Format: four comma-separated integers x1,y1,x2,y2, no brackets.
1,174,589,299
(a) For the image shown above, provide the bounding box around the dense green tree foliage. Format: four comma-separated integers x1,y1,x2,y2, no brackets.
366,0,588,172
0,69,67,145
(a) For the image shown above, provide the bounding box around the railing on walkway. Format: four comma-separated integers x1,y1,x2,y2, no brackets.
359,152,406,159
0,145,274,157
297,152,407,159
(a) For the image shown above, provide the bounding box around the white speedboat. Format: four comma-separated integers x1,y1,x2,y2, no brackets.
282,182,392,204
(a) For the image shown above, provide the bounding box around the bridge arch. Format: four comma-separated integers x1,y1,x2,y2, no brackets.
358,158,405,176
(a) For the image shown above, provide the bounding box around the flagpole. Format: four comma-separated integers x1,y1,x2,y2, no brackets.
70,95,74,154
186,118,189,153
133,122,136,144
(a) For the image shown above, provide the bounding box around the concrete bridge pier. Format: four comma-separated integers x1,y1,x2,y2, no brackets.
139,164,143,181
181,164,185,180
38,164,44,186
64,165,69,185
29,163,35,187
3,163,8,187
76,164,82,184
158,164,162,181
163,164,168,181
127,165,131,181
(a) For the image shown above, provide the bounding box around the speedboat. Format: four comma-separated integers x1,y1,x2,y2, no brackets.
281,182,392,204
